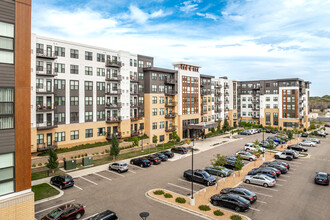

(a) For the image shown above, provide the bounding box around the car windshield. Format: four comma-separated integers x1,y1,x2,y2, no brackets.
48,208,62,219
241,189,253,196
263,175,273,181
236,196,249,204
65,177,72,182
141,159,148,162
202,172,211,178
317,174,327,178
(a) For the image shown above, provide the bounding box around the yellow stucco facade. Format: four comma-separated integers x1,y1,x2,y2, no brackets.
0,191,34,220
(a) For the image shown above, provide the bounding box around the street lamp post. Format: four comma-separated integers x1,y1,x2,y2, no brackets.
139,212,149,220
190,137,195,206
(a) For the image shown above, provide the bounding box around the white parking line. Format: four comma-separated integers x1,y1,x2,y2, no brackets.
276,183,283,186
276,179,287,182
256,192,273,197
35,200,75,214
80,176,98,185
106,170,125,177
178,178,191,183
250,207,261,212
281,175,291,178
256,200,267,204
94,173,112,181
242,183,279,192
128,170,136,173
168,183,191,191
128,164,144,170
291,168,297,170
73,185,83,190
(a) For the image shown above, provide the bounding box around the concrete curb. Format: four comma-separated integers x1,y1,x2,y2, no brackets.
146,189,215,220
208,203,252,220
34,183,63,205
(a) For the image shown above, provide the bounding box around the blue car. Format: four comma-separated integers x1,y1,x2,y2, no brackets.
267,136,285,144
248,168,277,179
153,153,168,161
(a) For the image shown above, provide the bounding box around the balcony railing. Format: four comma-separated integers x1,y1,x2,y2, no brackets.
252,85,260,90
130,76,138,83
106,132,122,140
252,99,260,104
130,90,138,95
130,102,138,108
106,74,122,81
215,108,222,113
165,113,176,118
224,84,229,89
252,106,260,111
201,90,210,96
105,60,122,68
106,89,122,95
106,116,122,123
165,77,176,85
36,120,58,130
131,115,142,121
36,68,57,77
215,91,222,96
224,92,229,96
36,49,58,59
165,101,177,107
37,141,58,152
165,126,177,132
105,102,122,109
252,115,260,119
36,105,55,112
165,90,176,96
214,84,222,89
36,88,54,94
215,100,222,105
131,130,142,137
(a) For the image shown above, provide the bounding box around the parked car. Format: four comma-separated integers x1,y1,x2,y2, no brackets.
283,149,299,158
271,130,278,134
130,158,151,167
50,175,74,190
275,134,289,142
210,194,250,212
109,162,128,173
274,151,294,161
314,172,329,185
153,153,168,161
244,174,276,187
257,166,281,177
144,155,161,165
204,166,232,177
244,143,265,153
259,140,278,148
298,140,316,147
220,187,257,204
86,210,118,220
223,160,236,170
265,129,272,133
260,163,288,174
304,138,320,144
183,169,217,186
325,124,330,127
238,130,252,135
225,156,238,162
41,203,85,220
171,147,188,154
236,151,257,161
301,132,309,137
160,150,174,158
267,161,290,170
287,145,308,152
248,168,277,179
315,130,327,137
267,136,285,144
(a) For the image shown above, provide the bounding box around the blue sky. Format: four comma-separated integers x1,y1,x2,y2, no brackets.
32,0,330,96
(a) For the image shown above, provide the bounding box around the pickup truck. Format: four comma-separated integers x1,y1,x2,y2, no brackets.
183,169,217,186
274,151,294,161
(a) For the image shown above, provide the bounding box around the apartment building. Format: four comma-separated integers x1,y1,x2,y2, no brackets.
237,78,310,129
0,0,35,219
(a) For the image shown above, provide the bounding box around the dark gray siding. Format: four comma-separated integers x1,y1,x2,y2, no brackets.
0,129,15,154
0,64,15,87
0,0,15,24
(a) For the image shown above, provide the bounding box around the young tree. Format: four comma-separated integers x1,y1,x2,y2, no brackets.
234,155,244,171
267,139,275,152
132,136,139,147
110,134,120,159
211,154,226,168
172,131,179,140
186,138,191,146
222,119,230,131
46,148,58,175
152,135,158,144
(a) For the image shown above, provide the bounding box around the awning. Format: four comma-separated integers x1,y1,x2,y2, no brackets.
186,122,218,129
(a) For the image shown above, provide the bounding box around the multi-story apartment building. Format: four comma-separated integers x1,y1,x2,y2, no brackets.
0,0,35,219
237,78,310,129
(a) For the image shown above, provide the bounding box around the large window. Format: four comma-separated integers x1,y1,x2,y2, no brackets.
55,46,65,57
97,68,105,76
85,97,93,106
85,111,93,121
0,22,15,64
71,130,79,140
0,153,14,196
0,88,14,129
85,66,93,75
85,128,93,138
70,65,79,74
55,132,65,142
85,81,93,91
70,80,79,90
70,96,79,105
55,112,65,123
97,127,105,136
70,49,79,59
85,51,93,60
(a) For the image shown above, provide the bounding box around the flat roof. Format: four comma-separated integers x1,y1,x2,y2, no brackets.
239,78,311,83
172,61,202,68
143,66,176,73
200,74,214,79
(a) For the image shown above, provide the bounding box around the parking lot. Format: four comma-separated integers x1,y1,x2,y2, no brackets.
34,129,330,220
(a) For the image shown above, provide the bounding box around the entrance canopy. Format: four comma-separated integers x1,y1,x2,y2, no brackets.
186,122,218,129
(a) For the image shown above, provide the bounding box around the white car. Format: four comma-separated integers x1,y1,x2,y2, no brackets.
274,151,294,161
299,141,316,147
244,143,265,153
244,174,276,187
304,138,320,144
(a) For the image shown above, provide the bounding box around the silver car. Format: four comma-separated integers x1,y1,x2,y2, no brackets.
299,141,316,147
244,174,276,187
304,138,320,144
109,162,128,173
236,151,257,161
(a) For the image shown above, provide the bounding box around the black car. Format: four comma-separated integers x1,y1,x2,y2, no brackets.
144,155,161,165
220,187,257,204
224,160,236,170
50,174,74,189
238,131,251,135
260,163,288,174
301,132,309,137
268,161,290,170
87,210,118,220
315,172,329,185
171,147,188,154
258,166,281,177
183,169,217,186
130,158,151,167
153,153,168,161
287,145,308,152
160,150,174,158
271,130,278,134
211,194,250,212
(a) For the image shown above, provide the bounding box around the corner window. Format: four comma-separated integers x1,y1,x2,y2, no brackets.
0,153,14,196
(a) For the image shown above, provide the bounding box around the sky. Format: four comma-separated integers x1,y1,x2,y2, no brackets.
31,0,330,96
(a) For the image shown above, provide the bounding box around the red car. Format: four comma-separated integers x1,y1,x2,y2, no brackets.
325,124,330,127
41,203,85,220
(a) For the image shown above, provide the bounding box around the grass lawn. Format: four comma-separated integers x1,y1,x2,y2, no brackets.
32,169,65,181
32,183,60,201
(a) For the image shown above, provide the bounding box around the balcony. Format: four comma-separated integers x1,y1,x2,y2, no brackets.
130,89,138,95
131,130,142,137
252,106,260,111
224,92,229,96
165,77,176,85
252,85,260,90
252,115,260,119
106,74,122,81
130,76,138,83
36,68,57,77
36,49,58,60
105,60,122,68
201,110,207,115
215,91,222,96
37,141,58,152
36,105,55,112
106,116,122,123
106,132,122,140
215,108,222,113
37,121,58,130
165,113,176,118
165,126,177,132
215,84,222,89
252,92,260,97
215,100,222,105
106,89,122,95
36,88,54,94
252,99,260,104
165,90,176,96
165,101,177,107
130,102,138,108
224,84,229,89
105,102,122,109
224,100,229,104
201,100,207,105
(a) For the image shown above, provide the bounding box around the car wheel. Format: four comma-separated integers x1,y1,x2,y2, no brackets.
212,200,219,206
287,157,292,161
275,155,280,159
263,183,268,188
117,169,121,173
130,161,133,165
235,206,240,212
245,179,250,184
249,158,253,162
59,185,63,190
205,181,210,186
140,164,143,168
220,174,224,178
50,180,53,185
75,213,82,219
310,145,313,147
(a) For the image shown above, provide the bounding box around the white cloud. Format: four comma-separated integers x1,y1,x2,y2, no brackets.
122,5,172,24
196,12,218,21
180,1,200,13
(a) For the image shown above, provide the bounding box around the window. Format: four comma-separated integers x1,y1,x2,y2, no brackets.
159,121,165,129
70,65,79,74
85,81,93,91
70,49,79,59
55,113,65,123
55,63,65,73
55,46,65,57
37,134,44,144
265,112,271,125
138,72,143,80
130,59,132,66
97,68,105,76
85,97,93,106
0,88,14,129
146,61,152,67
152,96,157,104
159,97,164,104
70,112,79,122
159,74,164,80
152,108,157,116
71,130,79,140
152,73,157,80
85,111,93,121
152,85,157,92
273,90,279,94
0,153,14,196
97,53,105,62
97,82,105,91
70,96,79,105
70,80,79,90
55,132,65,142
85,129,93,138
159,85,164,93
266,104,270,108
54,79,65,90
97,97,105,105
159,108,165,115
273,97,278,101
138,60,144,67
85,51,93,60
265,83,270,87
266,97,270,101
133,59,137,67
36,78,43,89
273,104,278,108
97,111,105,120
242,112,246,116
85,66,93,75
0,24,14,64
273,113,278,126
265,90,271,94
242,97,246,101
152,122,157,129
242,104,246,108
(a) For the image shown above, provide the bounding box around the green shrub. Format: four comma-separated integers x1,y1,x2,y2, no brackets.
164,193,173,198
230,215,242,220
198,205,211,211
71,156,73,159
176,137,181,142
38,163,42,166
78,155,81,158
303,128,307,132
84,153,87,156
175,197,186,204
32,164,36,167
63,157,66,161
154,190,164,195
213,210,224,216
96,152,99,155
92,153,95,156
105,149,109,153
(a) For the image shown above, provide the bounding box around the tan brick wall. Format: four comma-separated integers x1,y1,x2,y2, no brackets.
0,191,34,220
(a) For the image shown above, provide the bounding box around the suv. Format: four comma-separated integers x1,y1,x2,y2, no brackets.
86,210,119,220
109,162,128,173
183,169,217,186
220,187,257,204
283,149,299,158
50,174,74,189
244,143,265,153
236,151,257,161
274,151,294,161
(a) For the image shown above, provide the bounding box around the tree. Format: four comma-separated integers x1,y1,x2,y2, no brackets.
267,139,275,152
46,148,58,175
152,135,158,144
211,127,215,133
217,123,221,132
172,131,179,140
287,130,293,140
132,136,139,147
110,134,120,159
186,138,191,146
234,155,244,171
222,119,230,131
211,154,226,168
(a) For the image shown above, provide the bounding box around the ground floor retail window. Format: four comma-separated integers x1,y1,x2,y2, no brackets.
0,153,14,196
